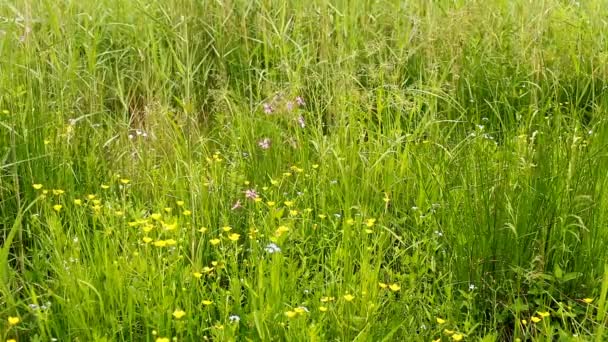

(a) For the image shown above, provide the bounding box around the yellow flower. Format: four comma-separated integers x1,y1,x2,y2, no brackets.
436,317,446,324
101,184,110,189
433,339,441,342
365,218,376,227
209,238,221,245
270,179,279,186
379,282,388,289
285,311,297,318
531,316,541,323
87,194,96,200
8,316,20,325
254,197,262,203
7,339,17,342
537,311,550,318
228,233,240,242
583,298,594,304
164,207,172,213
343,294,355,302
92,199,101,206
444,329,455,335
202,300,213,306
383,193,390,203
452,333,463,341
346,218,355,225
33,184,43,190
153,240,167,247
193,272,203,279
172,309,186,319
120,178,130,184
267,201,276,207
312,164,319,169
199,227,208,233
365,229,374,234
275,226,290,237
163,222,178,231
319,306,328,312
182,210,192,216
176,201,184,206
318,214,327,219
143,237,153,243
74,199,82,205
52,189,64,195
283,172,292,177
521,319,527,325
389,284,401,292
284,201,294,207
156,338,170,342
165,239,177,246
151,213,162,221
221,226,232,232
53,204,62,212
289,210,299,216
294,307,307,314
142,224,154,233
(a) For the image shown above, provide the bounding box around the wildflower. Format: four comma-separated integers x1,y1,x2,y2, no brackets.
295,96,305,106
583,298,594,304
33,184,43,190
286,101,294,111
258,138,271,150
294,306,309,314
153,240,167,247
222,226,232,232
229,315,240,323
8,316,20,326
209,239,221,246
120,179,130,184
521,319,527,325
231,200,242,210
74,199,82,205
289,210,299,216
389,284,401,292
264,243,281,254
263,103,273,114
172,309,186,319
383,193,390,203
452,333,463,341
283,172,292,177
53,204,62,212
87,194,96,200
343,294,355,302
285,311,297,318
202,300,213,306
182,210,192,216
199,227,208,233
245,189,259,200
444,329,455,336
52,189,64,195
165,239,177,246
378,282,388,289
538,311,550,318
531,316,541,323
164,207,172,213
320,296,335,302
319,306,328,312
365,218,376,227
318,214,327,219
163,222,178,231
297,115,305,128
101,184,110,189
275,226,290,237
156,338,170,342
284,201,294,207
193,272,203,279
176,201,184,206
267,201,276,207
7,339,17,342
436,317,446,324
228,233,240,242
151,213,162,221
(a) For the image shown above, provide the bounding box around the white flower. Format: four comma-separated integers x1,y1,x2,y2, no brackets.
264,243,281,254
229,314,240,323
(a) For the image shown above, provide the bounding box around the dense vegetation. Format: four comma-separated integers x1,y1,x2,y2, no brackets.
2,0,608,340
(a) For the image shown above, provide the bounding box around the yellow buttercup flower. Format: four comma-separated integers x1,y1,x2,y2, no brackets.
452,333,463,341
52,189,64,195
172,309,186,319
319,306,328,312
285,311,297,318
521,319,527,325
389,283,401,292
531,316,541,323
284,201,294,207
153,240,167,247
33,184,43,190
365,218,376,227
101,184,110,189
202,300,213,306
182,210,192,216
275,226,290,237
267,201,276,207
74,199,82,205
143,237,153,243
120,178,130,184
53,204,62,212
199,227,208,233
8,316,20,325
538,311,550,318
583,298,594,304
228,233,240,242
378,282,388,289
221,226,232,232
156,338,170,342
7,339,17,342
343,294,355,302
176,201,184,206
193,272,203,279
436,317,446,324
209,238,221,245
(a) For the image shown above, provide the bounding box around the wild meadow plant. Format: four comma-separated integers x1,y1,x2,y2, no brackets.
2,0,608,340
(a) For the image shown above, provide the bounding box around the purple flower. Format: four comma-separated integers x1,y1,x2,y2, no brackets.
263,103,274,114
258,138,271,150
231,199,242,210
295,96,305,106
245,189,258,200
286,101,294,112
297,115,305,128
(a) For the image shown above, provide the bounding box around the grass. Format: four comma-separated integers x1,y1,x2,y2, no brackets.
1,0,608,340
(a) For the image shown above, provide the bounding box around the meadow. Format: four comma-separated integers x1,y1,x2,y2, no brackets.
2,0,608,340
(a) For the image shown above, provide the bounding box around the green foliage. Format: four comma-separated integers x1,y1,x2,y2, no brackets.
1,0,608,340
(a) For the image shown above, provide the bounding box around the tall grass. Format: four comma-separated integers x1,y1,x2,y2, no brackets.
2,0,608,340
